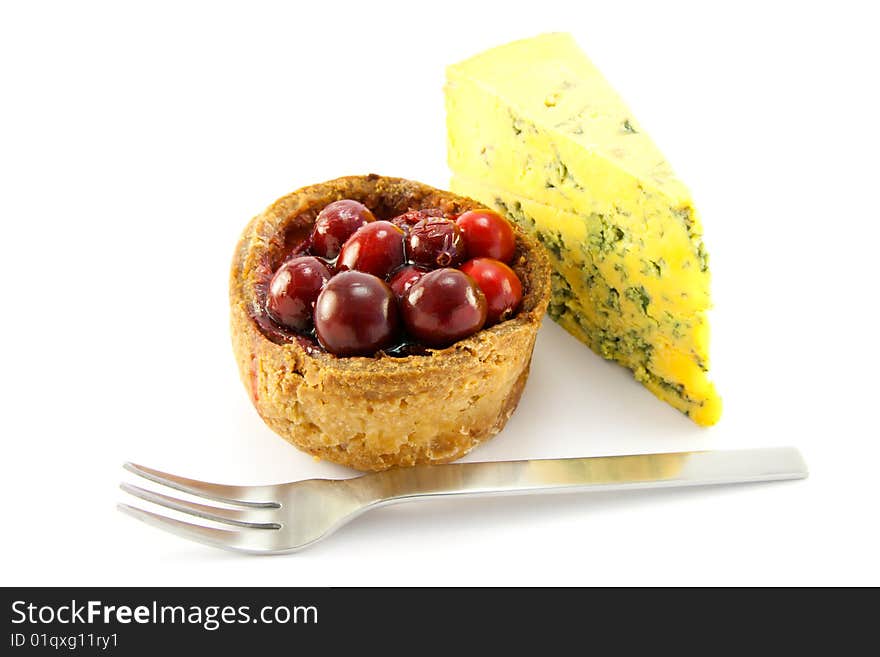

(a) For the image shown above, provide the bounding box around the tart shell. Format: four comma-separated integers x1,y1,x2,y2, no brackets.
230,175,551,471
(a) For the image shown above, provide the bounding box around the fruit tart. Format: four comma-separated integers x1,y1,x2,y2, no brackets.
230,175,551,471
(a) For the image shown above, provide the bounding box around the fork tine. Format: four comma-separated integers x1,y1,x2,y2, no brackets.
123,462,280,508
117,504,277,554
120,483,281,529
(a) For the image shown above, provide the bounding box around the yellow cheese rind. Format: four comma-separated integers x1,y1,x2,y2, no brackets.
446,34,721,425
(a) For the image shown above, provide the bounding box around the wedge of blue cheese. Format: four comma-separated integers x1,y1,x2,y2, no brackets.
446,33,721,424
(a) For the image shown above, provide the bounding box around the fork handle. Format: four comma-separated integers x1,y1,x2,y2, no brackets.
358,448,807,503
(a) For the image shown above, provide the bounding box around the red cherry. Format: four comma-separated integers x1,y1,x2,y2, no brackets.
314,271,399,356
336,221,405,279
456,209,516,263
266,256,333,332
390,208,446,232
406,218,468,268
401,268,487,347
388,264,429,299
460,257,523,325
310,200,374,259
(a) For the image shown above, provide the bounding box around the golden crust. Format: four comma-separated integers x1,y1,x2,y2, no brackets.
230,175,551,471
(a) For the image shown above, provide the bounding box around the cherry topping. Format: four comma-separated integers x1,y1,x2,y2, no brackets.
406,218,467,268
265,200,527,355
456,209,516,263
337,221,405,279
388,264,430,299
310,199,375,260
401,268,487,347
314,271,399,356
460,257,523,325
266,256,333,332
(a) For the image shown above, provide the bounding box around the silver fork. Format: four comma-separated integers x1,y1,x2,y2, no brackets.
118,447,807,554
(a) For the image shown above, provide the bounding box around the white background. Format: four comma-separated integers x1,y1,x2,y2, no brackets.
1,0,878,586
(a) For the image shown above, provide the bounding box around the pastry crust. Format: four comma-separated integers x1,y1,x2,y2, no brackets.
230,175,551,471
